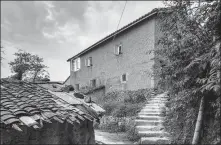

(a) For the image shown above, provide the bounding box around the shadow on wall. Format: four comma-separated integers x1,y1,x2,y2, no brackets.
1,120,95,144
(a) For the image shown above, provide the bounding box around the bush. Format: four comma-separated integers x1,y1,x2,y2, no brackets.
52,84,57,88
102,102,120,116
125,120,140,142
95,89,154,142
99,120,119,133
61,85,74,92
98,89,153,118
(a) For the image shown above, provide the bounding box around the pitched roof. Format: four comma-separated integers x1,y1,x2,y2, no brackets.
67,8,164,62
33,81,63,85
0,78,105,131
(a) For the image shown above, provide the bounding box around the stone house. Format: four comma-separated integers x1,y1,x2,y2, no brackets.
0,78,105,144
67,8,164,97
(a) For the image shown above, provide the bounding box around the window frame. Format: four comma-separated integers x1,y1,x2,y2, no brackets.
114,44,122,55
75,84,80,91
85,57,92,67
121,73,127,83
90,79,96,88
71,57,81,72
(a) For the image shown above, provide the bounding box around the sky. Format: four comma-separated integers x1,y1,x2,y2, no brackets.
1,1,165,81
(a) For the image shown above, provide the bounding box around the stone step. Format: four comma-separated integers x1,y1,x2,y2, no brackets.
135,120,163,126
155,94,168,97
136,125,164,131
147,101,167,104
139,111,162,114
141,137,170,144
143,106,164,109
147,99,167,103
137,115,164,120
144,104,165,107
138,131,169,137
141,108,162,112
151,97,168,99
153,95,168,98
138,112,162,116
150,99,168,102
145,104,165,106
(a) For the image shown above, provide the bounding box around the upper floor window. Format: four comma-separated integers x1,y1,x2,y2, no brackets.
85,57,92,67
71,57,81,72
121,73,127,83
114,44,122,55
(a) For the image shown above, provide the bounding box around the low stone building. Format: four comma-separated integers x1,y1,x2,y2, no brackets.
0,78,105,144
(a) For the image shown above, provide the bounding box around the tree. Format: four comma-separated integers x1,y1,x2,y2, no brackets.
154,0,220,144
9,49,50,82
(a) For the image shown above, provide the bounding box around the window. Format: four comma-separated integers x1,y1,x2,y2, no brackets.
90,79,96,88
114,44,122,55
71,58,81,71
85,57,92,67
75,84,80,91
121,73,127,83
76,58,81,70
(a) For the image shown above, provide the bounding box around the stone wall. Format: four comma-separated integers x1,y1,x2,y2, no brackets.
70,16,157,92
0,119,95,144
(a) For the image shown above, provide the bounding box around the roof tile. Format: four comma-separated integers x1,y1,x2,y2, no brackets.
1,78,104,131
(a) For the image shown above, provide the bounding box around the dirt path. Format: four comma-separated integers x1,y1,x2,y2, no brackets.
95,129,134,144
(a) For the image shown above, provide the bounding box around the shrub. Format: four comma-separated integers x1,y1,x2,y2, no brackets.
99,120,119,133
102,102,120,116
61,85,74,92
111,104,127,117
94,89,154,142
125,120,140,142
52,84,57,88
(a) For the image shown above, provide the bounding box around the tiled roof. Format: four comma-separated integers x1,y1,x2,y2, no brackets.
0,78,104,131
67,8,166,62
33,81,63,85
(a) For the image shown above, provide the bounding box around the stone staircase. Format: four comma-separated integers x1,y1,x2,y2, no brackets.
135,92,171,144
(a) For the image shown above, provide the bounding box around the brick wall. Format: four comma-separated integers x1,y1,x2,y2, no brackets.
70,16,157,93
0,119,95,144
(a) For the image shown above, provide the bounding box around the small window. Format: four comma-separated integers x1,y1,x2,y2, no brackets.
118,45,122,54
75,84,80,91
121,73,127,83
85,57,92,67
71,59,75,71
76,58,81,70
115,44,122,55
71,58,81,72
90,79,96,88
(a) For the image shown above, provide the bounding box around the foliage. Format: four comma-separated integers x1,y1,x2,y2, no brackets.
95,89,154,142
100,89,153,117
80,85,105,95
96,116,140,142
125,119,140,142
155,1,220,144
61,85,74,92
9,49,49,81
40,77,50,82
